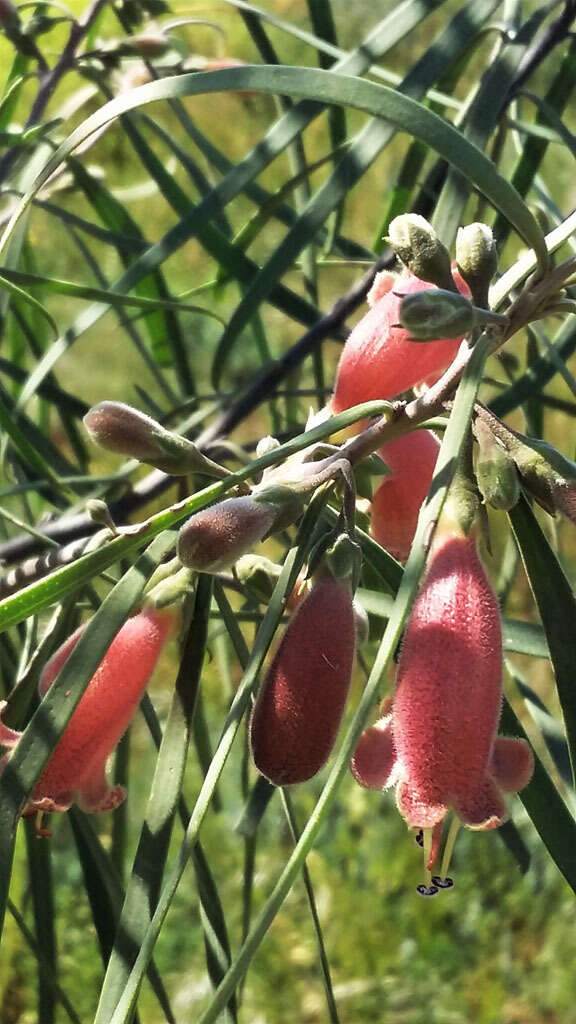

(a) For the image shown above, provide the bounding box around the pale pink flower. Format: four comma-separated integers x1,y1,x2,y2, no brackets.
370,430,440,562
0,606,174,826
332,268,471,412
351,528,533,892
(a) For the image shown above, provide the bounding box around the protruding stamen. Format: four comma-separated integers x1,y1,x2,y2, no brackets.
440,814,461,880
34,812,52,838
422,827,434,888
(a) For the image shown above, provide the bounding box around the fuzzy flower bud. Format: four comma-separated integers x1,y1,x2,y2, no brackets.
84,401,228,478
250,557,357,785
0,0,19,27
479,412,576,520
351,522,533,884
371,430,440,562
399,289,476,341
456,222,498,306
0,606,174,819
124,30,170,57
388,215,456,291
508,435,576,520
474,417,520,512
177,494,284,574
332,268,471,412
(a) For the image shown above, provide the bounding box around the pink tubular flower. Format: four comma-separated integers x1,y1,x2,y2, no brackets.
250,574,356,786
0,606,174,823
332,267,471,412
371,430,440,562
351,527,533,892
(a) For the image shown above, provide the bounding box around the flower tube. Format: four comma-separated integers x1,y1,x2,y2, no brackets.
0,605,174,827
351,520,533,893
370,430,440,562
251,541,358,786
332,267,471,412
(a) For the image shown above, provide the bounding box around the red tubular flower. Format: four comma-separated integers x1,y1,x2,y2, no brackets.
0,606,174,820
250,574,356,785
332,268,471,412
351,526,533,891
371,430,440,562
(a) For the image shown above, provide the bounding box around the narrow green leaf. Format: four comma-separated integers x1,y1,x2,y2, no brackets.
96,577,213,1021
0,400,391,632
493,35,576,247
6,898,82,1024
500,699,576,893
281,790,339,1023
69,810,175,1023
432,7,545,246
25,818,56,1024
491,316,576,418
508,663,572,786
0,266,225,320
509,495,576,782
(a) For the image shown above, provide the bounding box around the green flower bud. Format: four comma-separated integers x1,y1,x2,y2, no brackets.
477,411,576,518
236,554,281,603
146,565,193,608
323,534,362,588
387,215,456,291
504,434,576,516
84,401,229,478
86,499,117,533
399,289,476,340
474,418,520,511
456,223,498,306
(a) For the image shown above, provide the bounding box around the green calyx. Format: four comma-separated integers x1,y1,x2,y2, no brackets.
399,288,476,340
441,471,482,538
496,429,576,516
323,534,362,590
387,214,456,291
236,554,282,603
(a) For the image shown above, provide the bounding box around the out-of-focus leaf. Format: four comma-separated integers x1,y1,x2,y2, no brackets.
509,495,576,782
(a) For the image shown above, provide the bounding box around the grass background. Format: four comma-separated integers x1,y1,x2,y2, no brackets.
1,1,576,1021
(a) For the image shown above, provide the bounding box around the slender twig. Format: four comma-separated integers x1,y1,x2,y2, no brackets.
507,0,576,98
0,250,395,568
0,0,108,184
